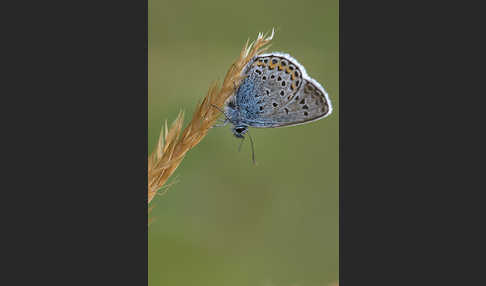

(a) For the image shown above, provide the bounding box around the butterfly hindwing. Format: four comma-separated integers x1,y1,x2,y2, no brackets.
236,53,331,127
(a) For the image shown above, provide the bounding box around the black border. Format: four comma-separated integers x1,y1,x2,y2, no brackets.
339,1,475,285
10,1,149,284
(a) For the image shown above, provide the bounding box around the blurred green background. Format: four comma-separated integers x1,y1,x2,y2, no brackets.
148,0,338,285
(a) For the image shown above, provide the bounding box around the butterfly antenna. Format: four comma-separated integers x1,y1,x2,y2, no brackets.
247,131,257,165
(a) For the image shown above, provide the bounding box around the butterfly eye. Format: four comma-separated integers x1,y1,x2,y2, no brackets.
235,127,245,133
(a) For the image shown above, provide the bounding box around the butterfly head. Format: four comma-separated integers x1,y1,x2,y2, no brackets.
232,125,248,138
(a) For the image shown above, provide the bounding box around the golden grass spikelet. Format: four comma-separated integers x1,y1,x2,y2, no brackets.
148,29,274,205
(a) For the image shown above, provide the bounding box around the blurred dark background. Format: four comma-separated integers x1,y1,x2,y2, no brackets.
149,0,338,285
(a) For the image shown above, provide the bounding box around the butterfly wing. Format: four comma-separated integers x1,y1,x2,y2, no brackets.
236,53,332,128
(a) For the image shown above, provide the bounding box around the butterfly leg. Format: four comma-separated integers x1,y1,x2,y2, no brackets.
238,137,245,152
211,119,229,128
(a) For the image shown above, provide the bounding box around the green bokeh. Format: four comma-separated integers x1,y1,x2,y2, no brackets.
149,0,339,285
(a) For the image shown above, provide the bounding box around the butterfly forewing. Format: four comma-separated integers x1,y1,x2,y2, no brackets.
238,53,331,127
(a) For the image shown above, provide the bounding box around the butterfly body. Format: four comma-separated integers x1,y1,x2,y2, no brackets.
224,52,332,138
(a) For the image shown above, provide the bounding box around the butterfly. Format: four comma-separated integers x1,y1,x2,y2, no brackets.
216,52,333,162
